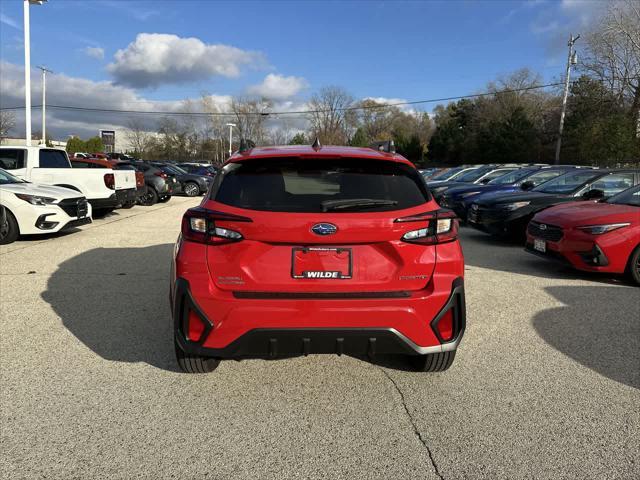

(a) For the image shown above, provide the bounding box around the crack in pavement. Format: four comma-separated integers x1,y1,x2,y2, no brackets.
379,367,445,480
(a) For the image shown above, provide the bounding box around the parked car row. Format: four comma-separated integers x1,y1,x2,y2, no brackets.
0,146,218,245
426,164,640,285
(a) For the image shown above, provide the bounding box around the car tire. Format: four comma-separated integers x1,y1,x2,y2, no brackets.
626,245,640,286
183,182,200,197
139,186,158,206
0,208,19,245
158,195,171,203
409,350,456,372
175,340,220,373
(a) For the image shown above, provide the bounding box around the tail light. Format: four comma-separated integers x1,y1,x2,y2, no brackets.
181,207,252,245
154,171,168,179
397,209,459,245
103,173,115,190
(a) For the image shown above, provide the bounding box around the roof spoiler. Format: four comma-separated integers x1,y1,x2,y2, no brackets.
369,140,395,154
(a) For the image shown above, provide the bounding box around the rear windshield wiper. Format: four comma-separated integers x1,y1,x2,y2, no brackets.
321,198,398,212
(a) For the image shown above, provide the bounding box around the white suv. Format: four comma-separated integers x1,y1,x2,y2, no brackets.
0,168,92,245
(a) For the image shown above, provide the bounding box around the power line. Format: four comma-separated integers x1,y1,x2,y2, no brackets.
2,76,636,117
0,81,569,117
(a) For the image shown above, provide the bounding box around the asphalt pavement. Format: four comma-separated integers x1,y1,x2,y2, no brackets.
1,196,638,479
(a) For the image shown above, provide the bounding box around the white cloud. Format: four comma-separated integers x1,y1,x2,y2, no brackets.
0,13,20,30
363,96,421,114
107,33,264,88
0,61,233,140
247,74,308,99
82,46,105,60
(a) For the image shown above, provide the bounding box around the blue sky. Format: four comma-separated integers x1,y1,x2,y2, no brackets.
0,0,603,139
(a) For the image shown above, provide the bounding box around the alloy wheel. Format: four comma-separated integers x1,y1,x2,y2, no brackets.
184,183,199,197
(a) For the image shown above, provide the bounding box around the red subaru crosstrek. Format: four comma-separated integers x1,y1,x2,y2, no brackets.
526,184,640,284
171,143,465,373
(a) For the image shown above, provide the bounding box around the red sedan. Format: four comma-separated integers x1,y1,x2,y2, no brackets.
526,185,640,285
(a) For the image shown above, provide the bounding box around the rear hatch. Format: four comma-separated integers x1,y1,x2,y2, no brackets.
202,157,441,294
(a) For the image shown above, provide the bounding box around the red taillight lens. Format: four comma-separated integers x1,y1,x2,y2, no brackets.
436,309,454,342
103,173,115,190
398,209,459,245
187,310,206,342
154,171,168,179
181,207,252,245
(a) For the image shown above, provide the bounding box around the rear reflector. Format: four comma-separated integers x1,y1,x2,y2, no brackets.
187,310,206,342
436,309,454,342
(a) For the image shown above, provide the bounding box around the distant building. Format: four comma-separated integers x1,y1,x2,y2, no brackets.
100,130,116,153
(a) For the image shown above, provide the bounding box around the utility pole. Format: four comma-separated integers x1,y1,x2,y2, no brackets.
555,33,579,165
23,1,32,146
23,1,48,146
37,65,53,145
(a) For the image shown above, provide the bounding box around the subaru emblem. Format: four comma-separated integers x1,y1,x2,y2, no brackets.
311,223,337,236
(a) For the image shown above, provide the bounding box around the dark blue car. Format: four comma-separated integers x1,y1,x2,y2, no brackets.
439,166,579,220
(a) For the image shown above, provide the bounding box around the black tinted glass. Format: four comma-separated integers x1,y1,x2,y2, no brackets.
39,150,70,168
214,158,430,212
0,149,25,170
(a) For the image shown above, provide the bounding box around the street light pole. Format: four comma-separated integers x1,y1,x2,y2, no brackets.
23,1,31,146
226,123,236,157
37,66,52,145
22,0,47,147
555,33,579,165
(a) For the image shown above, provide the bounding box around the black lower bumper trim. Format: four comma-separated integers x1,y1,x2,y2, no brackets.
89,195,118,209
60,217,92,231
173,277,466,359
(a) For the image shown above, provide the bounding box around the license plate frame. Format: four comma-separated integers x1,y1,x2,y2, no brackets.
291,247,352,279
534,238,546,253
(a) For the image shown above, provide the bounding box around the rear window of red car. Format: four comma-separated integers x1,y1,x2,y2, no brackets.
212,157,430,212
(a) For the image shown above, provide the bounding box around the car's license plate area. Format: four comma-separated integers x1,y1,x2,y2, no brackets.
292,247,352,279
534,238,546,253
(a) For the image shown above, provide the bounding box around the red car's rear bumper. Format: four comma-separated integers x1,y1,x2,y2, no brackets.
171,244,465,359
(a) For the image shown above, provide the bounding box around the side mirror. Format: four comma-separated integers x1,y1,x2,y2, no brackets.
582,189,605,200
520,181,534,191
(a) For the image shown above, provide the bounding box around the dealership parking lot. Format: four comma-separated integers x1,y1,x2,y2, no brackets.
1,196,638,480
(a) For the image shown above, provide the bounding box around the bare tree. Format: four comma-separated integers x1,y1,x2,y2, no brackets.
201,95,226,163
0,111,16,141
582,0,640,127
307,86,355,145
230,97,272,145
125,117,153,156
357,99,399,141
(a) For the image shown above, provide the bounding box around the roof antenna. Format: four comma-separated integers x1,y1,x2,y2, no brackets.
312,137,322,150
